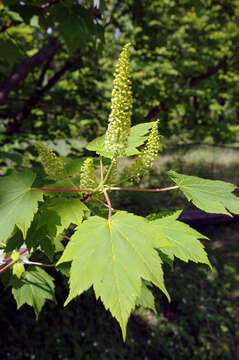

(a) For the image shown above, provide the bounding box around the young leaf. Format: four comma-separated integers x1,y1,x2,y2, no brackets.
12,263,25,279
168,170,239,215
0,170,43,246
86,122,155,158
135,282,156,312
25,210,60,260
151,211,211,267
126,122,157,156
57,211,169,339
11,266,55,318
45,198,88,236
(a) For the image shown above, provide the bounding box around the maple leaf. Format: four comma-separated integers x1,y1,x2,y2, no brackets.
57,211,170,339
168,170,239,215
0,170,43,246
45,197,88,236
151,211,211,267
86,122,155,158
135,281,156,312
11,266,55,318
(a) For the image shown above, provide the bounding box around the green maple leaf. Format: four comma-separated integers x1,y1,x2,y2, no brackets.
0,170,43,246
57,211,170,339
168,170,239,215
151,211,211,267
11,266,55,318
86,122,155,158
45,198,88,236
135,281,156,312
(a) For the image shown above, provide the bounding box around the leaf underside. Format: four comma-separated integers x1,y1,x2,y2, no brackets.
11,266,55,318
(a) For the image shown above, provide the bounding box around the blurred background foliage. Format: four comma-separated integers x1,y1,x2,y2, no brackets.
1,0,239,359
1,0,239,145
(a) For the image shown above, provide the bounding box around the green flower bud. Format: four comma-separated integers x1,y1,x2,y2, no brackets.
35,141,65,181
126,120,161,182
105,43,133,156
21,153,30,167
80,158,97,190
107,159,118,185
139,120,160,170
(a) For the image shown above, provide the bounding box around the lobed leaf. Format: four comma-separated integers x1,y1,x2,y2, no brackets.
0,170,43,246
57,211,170,339
86,122,155,158
168,170,239,215
11,266,55,318
135,281,156,313
151,211,211,267
45,198,88,236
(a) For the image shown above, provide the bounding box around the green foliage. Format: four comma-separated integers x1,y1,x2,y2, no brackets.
11,266,55,318
0,169,43,246
151,210,211,266
168,170,239,215
1,44,239,341
57,211,169,339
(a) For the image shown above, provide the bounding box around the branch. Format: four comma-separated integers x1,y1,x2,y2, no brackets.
0,260,14,274
3,248,28,264
145,56,234,121
40,0,63,9
32,188,91,192
189,57,232,87
14,59,74,126
110,186,179,192
36,51,55,88
103,190,112,221
145,104,164,122
0,37,61,105
0,22,12,33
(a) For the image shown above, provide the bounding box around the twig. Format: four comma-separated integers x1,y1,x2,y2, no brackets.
3,248,28,263
80,193,92,202
32,188,91,192
23,260,55,267
110,185,179,192
0,260,14,273
103,190,112,221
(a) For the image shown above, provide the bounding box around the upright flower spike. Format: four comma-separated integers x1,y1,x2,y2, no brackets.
105,43,133,156
35,141,65,181
139,120,160,171
126,120,161,182
80,158,97,190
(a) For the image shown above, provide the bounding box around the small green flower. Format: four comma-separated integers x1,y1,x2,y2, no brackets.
105,43,133,156
126,120,161,182
80,158,97,190
21,153,30,167
35,142,65,181
107,158,118,185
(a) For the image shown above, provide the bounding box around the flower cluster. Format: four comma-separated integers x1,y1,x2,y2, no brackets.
80,158,97,190
105,43,133,156
35,141,65,181
107,159,118,185
126,121,160,182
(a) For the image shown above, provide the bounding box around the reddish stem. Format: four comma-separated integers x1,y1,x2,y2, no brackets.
24,260,54,267
32,188,90,192
80,193,92,202
110,185,179,192
103,190,112,221
0,260,14,273
3,248,28,263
